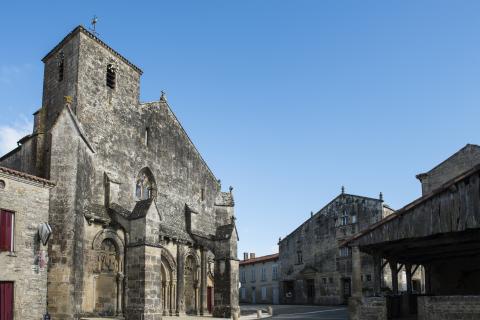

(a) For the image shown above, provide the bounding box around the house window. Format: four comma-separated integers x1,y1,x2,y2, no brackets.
297,251,303,264
340,212,349,226
272,265,278,280
261,287,267,300
240,287,246,299
339,247,350,257
251,268,256,282
106,63,116,89
322,278,327,285
241,270,246,283
201,188,205,201
0,210,14,252
366,274,372,282
261,267,266,281
351,214,357,224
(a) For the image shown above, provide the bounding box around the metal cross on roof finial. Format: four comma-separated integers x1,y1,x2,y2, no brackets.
160,90,167,102
90,15,99,36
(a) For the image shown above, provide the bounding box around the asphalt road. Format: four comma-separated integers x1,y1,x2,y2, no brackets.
241,304,348,320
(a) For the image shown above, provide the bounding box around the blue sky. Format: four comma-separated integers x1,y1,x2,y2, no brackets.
1,1,480,256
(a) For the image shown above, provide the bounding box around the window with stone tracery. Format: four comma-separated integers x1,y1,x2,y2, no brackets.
136,173,152,200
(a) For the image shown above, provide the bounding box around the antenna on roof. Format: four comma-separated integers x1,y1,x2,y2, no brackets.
90,15,99,36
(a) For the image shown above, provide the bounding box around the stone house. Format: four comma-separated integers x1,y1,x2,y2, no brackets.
0,26,239,320
278,190,394,305
344,144,480,320
239,253,280,305
0,166,54,320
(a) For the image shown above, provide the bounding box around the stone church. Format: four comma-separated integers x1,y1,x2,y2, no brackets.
0,26,239,320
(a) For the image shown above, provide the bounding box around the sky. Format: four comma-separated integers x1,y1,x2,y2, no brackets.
1,1,480,257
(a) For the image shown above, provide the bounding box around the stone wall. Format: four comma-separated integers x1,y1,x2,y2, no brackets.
278,193,386,305
0,171,52,320
418,296,480,320
417,144,480,195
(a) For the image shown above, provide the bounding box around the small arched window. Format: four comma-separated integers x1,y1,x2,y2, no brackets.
106,63,116,89
135,168,156,200
57,51,64,82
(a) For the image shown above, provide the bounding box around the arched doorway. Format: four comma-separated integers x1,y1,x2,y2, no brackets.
160,253,176,316
92,229,124,317
184,255,199,314
94,239,120,316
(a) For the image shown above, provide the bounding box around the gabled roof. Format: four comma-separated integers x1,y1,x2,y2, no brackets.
129,199,154,220
0,166,55,187
240,253,279,266
280,192,385,242
42,25,142,75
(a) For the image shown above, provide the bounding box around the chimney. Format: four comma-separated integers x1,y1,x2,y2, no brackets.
243,252,249,261
250,253,255,259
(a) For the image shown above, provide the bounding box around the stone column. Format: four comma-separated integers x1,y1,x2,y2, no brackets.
351,246,362,298
348,246,362,320
169,282,174,315
195,282,199,315
373,254,381,296
389,260,399,295
116,272,124,316
200,248,208,315
405,263,412,294
176,243,185,316
162,281,167,316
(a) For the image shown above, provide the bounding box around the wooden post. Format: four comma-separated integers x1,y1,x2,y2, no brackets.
373,254,382,296
389,260,399,295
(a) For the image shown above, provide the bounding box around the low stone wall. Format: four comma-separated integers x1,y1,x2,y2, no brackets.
418,296,480,320
349,297,386,320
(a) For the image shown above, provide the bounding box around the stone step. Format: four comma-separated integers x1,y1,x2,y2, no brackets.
80,317,124,320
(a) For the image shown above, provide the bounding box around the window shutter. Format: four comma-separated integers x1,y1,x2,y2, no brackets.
0,211,12,251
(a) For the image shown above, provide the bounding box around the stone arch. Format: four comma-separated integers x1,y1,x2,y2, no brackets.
184,249,200,315
160,249,177,316
135,167,157,200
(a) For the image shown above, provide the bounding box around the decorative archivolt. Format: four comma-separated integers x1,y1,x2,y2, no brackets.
161,249,177,278
92,229,124,274
184,248,200,268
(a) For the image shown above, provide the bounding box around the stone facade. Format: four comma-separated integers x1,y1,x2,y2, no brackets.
278,191,393,305
0,166,54,320
416,144,480,195
239,253,280,305
0,26,239,319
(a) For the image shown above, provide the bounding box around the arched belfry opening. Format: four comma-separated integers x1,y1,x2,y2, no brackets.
135,167,157,200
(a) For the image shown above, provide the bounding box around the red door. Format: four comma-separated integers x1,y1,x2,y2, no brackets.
0,282,14,320
207,287,213,314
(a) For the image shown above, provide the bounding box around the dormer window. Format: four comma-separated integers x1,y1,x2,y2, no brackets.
57,51,64,82
106,64,116,89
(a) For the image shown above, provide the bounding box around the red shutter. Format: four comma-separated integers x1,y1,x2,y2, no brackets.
0,282,14,320
0,211,12,252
